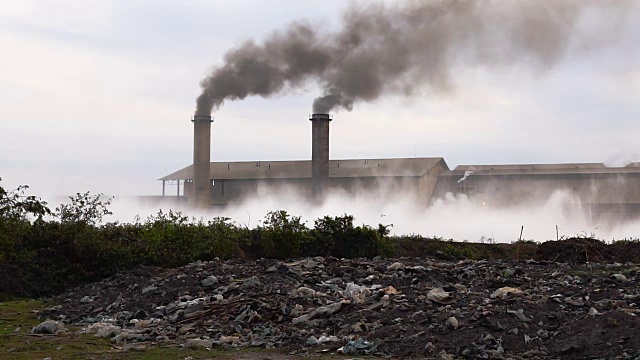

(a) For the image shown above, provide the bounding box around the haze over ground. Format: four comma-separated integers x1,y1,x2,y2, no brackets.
1,1,639,241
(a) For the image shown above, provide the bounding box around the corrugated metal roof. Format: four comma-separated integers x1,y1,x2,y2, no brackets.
443,162,640,177
454,163,606,171
159,157,447,181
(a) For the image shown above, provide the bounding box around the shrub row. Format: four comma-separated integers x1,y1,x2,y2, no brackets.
0,181,393,297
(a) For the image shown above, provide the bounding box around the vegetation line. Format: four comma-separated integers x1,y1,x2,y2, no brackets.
1,178,638,299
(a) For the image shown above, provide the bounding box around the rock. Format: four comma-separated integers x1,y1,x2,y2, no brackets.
447,316,459,329
141,285,157,294
386,262,405,271
242,276,261,287
561,342,583,353
491,286,524,299
31,320,68,335
424,342,436,352
379,285,399,295
290,304,304,317
133,309,147,320
427,287,455,305
352,321,368,332
565,297,584,307
588,307,602,317
185,338,213,349
219,335,240,345
290,286,316,297
201,275,218,287
611,273,627,283
80,296,94,303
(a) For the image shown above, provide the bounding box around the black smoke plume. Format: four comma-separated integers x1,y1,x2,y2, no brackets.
196,0,631,115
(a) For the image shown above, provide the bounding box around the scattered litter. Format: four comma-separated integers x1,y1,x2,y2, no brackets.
307,335,339,345
507,308,531,322
38,256,640,358
80,322,122,338
338,338,377,355
344,282,371,304
31,320,68,335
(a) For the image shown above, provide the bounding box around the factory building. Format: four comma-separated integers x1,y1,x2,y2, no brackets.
434,163,640,221
159,113,640,219
161,157,449,206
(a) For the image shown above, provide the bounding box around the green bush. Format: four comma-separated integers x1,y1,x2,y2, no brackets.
256,210,311,259
135,210,245,266
312,215,393,258
0,178,396,298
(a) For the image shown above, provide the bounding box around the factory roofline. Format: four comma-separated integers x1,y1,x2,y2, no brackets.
443,162,640,176
160,157,447,181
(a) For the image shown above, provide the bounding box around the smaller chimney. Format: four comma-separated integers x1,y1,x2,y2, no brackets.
310,113,331,199
192,114,213,207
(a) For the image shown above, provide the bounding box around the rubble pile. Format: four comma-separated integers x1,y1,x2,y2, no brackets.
42,257,640,358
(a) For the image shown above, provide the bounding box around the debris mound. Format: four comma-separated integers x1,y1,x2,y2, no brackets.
535,237,614,263
41,256,640,358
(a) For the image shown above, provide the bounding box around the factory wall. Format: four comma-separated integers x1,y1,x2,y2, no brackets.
210,178,310,205
432,172,640,221
201,175,443,205
418,161,449,206
434,173,640,205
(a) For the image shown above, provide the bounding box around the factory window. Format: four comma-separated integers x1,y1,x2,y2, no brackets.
213,180,225,198
457,180,476,195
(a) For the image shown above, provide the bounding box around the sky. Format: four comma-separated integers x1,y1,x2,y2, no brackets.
1,0,639,197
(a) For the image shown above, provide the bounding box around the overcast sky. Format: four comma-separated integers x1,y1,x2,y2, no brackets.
1,0,639,196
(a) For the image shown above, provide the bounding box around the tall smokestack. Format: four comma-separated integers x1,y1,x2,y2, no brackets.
192,114,213,207
310,113,331,199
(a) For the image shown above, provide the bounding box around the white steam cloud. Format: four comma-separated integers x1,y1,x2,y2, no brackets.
103,189,640,243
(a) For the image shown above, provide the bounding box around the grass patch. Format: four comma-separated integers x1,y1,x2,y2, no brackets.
0,300,44,336
0,300,338,359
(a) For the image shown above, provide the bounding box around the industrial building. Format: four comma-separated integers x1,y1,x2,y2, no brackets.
161,157,449,206
159,114,640,219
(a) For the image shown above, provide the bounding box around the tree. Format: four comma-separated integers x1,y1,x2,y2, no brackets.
0,177,50,221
